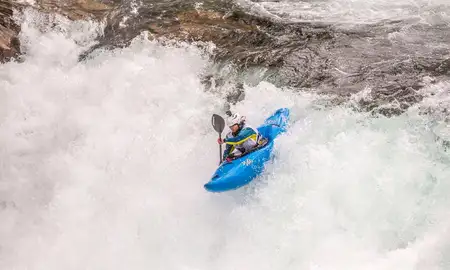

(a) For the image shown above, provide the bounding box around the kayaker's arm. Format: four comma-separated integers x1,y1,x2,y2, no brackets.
222,144,232,160
223,128,257,145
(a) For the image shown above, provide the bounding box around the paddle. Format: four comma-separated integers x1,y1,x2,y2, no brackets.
211,114,225,164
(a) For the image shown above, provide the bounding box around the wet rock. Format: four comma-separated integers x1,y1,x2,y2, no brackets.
38,0,112,20
0,0,112,63
0,0,21,63
3,0,450,116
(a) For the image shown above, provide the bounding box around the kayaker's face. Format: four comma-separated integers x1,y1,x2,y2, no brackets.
230,124,239,133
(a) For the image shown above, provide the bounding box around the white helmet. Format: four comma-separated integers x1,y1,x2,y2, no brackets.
226,112,245,127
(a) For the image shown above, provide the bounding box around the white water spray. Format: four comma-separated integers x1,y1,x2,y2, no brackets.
250,0,450,26
1,7,450,270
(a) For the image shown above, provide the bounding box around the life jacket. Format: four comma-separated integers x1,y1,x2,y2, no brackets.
225,123,260,154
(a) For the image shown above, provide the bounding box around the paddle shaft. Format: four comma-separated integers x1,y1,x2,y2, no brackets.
219,133,223,164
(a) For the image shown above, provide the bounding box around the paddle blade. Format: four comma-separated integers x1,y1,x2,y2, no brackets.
212,114,225,133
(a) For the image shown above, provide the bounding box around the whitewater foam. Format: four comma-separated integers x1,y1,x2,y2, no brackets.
1,8,450,270
252,0,450,26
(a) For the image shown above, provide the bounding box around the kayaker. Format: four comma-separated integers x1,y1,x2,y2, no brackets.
217,111,262,162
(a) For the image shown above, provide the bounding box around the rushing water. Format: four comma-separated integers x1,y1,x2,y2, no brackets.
1,2,450,270
247,0,450,25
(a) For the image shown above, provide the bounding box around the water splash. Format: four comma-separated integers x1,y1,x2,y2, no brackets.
1,7,450,270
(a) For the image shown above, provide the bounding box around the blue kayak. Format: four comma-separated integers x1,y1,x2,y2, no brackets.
204,108,290,193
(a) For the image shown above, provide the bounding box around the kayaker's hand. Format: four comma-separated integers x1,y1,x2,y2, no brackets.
217,138,224,144
226,157,232,162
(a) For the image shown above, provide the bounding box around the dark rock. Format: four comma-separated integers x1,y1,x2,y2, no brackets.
5,0,450,116
0,0,21,63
